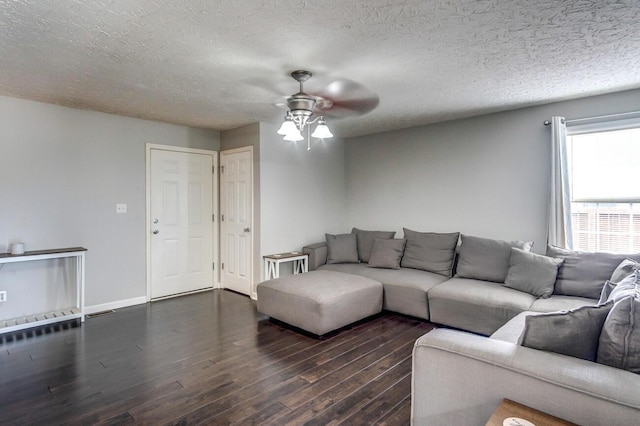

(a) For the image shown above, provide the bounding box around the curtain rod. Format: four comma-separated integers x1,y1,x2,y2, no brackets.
543,110,640,126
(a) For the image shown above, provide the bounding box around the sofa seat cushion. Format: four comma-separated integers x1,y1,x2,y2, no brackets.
318,263,448,320
490,311,536,344
256,270,383,335
428,277,536,336
529,295,597,313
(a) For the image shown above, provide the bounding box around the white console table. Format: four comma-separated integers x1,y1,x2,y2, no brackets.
0,247,86,334
264,252,308,280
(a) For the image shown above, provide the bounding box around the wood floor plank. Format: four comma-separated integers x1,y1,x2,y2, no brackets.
339,374,413,425
0,289,435,425
299,358,413,426
374,394,412,426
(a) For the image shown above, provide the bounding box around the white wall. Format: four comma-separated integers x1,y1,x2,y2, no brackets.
345,88,640,253
259,122,346,273
0,96,219,315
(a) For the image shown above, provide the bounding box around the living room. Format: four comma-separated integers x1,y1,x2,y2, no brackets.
1,1,640,424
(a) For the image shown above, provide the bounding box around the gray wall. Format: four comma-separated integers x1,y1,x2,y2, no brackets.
0,95,220,314
259,122,346,263
220,122,347,292
345,88,640,253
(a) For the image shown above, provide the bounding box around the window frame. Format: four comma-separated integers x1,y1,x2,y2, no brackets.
565,115,640,253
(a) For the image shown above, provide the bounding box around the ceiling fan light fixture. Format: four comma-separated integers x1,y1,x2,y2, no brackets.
277,115,297,135
283,128,304,141
311,117,333,139
277,70,335,148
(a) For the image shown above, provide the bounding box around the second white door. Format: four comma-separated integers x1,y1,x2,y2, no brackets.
221,148,253,296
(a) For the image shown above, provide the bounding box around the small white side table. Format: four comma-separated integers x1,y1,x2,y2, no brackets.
264,252,309,280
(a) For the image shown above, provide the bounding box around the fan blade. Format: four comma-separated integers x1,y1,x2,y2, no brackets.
313,78,379,117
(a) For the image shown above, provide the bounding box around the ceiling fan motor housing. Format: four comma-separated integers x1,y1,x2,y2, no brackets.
287,92,316,118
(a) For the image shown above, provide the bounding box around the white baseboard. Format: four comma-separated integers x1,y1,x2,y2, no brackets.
85,296,147,315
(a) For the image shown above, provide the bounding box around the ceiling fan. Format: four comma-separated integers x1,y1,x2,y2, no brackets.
276,70,379,145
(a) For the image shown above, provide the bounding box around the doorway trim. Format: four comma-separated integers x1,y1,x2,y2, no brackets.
145,143,219,302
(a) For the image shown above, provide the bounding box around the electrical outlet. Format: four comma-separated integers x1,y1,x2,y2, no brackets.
116,203,127,214
0,291,7,302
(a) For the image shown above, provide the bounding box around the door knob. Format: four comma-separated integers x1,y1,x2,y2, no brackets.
153,230,159,234
243,227,251,233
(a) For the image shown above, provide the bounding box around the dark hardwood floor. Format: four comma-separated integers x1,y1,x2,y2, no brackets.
0,290,434,425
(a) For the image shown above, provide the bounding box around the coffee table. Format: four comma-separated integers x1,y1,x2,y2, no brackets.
486,399,577,426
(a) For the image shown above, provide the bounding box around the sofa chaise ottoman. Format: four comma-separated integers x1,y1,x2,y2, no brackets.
257,270,383,335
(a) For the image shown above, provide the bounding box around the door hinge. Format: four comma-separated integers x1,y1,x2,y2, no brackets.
213,262,215,270
221,214,224,221
212,166,215,174
222,263,224,270
221,166,224,173
212,214,215,222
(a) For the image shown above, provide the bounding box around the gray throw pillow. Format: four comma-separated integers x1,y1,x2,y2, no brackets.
598,294,640,373
520,302,613,361
610,258,640,284
368,238,406,269
546,245,640,299
400,228,460,277
504,248,563,298
599,272,639,304
351,228,395,263
325,233,359,264
456,235,534,283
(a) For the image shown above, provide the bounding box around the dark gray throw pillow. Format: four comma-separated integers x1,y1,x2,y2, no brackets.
456,235,533,283
547,246,640,299
609,258,639,284
400,228,460,277
325,233,359,264
520,302,613,361
599,272,638,304
598,294,640,373
504,248,563,298
351,228,395,263
368,238,406,269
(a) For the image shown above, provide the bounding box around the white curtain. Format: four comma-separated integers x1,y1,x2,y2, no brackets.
547,116,573,248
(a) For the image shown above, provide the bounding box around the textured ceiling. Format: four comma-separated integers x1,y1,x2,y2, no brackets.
0,0,639,138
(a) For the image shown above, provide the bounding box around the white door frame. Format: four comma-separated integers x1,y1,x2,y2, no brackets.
145,143,219,301
220,146,255,298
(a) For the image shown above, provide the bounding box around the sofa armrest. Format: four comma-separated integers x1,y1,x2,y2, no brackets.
411,329,640,426
303,242,327,271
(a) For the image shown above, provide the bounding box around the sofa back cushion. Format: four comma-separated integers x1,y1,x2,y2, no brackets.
456,235,533,283
504,248,563,298
546,245,640,299
400,229,459,277
326,233,359,264
351,228,396,263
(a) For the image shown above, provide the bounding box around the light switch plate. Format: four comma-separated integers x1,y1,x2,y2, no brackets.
116,204,127,213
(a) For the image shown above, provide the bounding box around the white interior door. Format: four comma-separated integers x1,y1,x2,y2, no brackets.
149,148,215,299
221,148,253,296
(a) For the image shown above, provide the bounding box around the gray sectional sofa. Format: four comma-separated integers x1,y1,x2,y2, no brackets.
277,228,640,425
302,230,607,336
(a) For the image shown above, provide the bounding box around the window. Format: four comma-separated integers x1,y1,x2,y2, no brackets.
567,123,640,253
